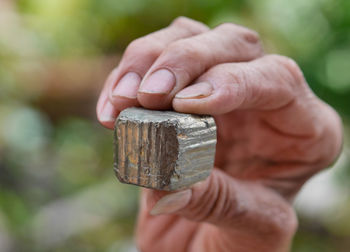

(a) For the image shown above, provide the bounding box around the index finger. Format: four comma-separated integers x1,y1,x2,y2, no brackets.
97,17,209,128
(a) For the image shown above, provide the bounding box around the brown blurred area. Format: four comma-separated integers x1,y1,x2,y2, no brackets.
33,55,119,121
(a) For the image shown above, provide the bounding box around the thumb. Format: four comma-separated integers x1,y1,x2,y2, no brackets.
147,168,297,236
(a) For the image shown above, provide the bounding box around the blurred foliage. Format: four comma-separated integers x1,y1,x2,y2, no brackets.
0,0,349,251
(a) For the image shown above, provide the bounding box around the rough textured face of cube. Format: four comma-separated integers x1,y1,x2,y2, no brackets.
114,107,217,191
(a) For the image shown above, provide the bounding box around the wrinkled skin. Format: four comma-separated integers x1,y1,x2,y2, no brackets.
96,17,343,252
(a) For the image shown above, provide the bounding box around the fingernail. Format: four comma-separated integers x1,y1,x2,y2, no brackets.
112,72,141,99
150,189,191,216
99,101,116,123
139,69,176,94
175,82,213,99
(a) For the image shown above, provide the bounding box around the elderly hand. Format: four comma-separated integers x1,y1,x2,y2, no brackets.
96,17,343,252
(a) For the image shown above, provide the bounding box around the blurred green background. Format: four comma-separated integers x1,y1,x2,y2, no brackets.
0,0,349,251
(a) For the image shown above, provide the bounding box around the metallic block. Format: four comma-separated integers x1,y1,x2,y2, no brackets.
114,107,216,191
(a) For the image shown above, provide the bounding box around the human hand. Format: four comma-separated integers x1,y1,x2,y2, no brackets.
96,17,343,252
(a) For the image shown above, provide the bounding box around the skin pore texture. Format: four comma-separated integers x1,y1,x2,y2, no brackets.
96,17,343,252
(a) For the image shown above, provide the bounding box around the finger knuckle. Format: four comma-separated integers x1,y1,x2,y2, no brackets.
171,16,195,26
318,103,343,166
124,37,161,61
166,39,202,62
210,63,246,85
270,55,305,86
125,39,143,55
215,22,238,31
216,22,261,44
206,63,229,77
171,16,209,33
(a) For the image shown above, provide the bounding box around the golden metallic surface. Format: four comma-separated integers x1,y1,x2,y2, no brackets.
114,107,217,191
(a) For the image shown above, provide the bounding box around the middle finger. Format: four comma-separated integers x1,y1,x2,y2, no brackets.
138,23,264,109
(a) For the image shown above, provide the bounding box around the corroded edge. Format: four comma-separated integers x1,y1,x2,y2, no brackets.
113,107,217,191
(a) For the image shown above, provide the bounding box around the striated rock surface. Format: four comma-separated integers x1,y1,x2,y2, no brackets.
114,107,217,191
